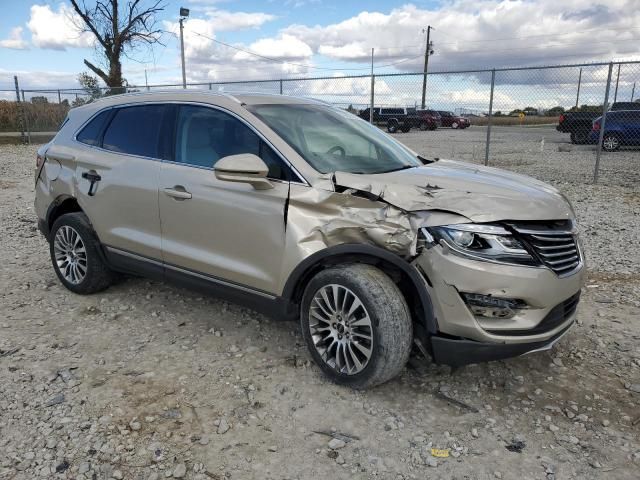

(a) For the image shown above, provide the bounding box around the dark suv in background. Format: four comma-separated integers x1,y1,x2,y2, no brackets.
359,107,436,133
557,102,640,144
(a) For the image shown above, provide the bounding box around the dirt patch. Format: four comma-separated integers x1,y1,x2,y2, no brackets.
0,144,638,480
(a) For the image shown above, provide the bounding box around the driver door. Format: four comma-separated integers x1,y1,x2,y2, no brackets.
159,104,293,294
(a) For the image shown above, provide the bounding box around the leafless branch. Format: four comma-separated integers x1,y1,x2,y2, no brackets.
69,0,166,88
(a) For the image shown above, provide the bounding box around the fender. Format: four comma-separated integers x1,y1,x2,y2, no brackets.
281,243,438,335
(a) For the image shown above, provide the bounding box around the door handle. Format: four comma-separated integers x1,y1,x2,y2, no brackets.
163,186,192,200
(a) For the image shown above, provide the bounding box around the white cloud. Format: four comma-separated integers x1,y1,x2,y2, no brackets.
203,9,276,32
283,1,640,70
0,27,29,50
234,34,313,61
27,4,94,50
163,15,312,83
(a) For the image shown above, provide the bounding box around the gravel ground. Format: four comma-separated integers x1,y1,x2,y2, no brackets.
1,142,639,480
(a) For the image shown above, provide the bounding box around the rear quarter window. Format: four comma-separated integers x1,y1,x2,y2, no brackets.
102,105,171,159
76,110,112,146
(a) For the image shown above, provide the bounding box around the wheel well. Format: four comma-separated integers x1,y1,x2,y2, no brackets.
47,197,83,232
290,253,426,335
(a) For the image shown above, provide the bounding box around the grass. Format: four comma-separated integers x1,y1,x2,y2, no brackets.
0,101,69,132
469,115,558,126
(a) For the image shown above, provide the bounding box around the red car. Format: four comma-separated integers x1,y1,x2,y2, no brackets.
412,108,439,130
437,111,470,129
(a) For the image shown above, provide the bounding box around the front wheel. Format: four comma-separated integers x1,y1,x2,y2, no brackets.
419,121,428,131
387,120,399,133
49,213,114,294
451,121,459,129
300,264,413,389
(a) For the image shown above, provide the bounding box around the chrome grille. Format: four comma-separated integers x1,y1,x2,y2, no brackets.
510,222,582,275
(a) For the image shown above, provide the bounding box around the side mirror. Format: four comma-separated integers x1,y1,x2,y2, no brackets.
213,153,273,190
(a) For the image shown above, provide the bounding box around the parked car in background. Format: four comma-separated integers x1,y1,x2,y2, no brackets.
418,109,442,127
437,111,470,129
557,111,601,144
35,91,584,388
358,107,433,133
557,102,640,144
589,110,640,151
407,107,438,131
610,102,640,111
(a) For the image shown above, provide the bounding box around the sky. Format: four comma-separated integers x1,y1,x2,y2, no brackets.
0,1,639,110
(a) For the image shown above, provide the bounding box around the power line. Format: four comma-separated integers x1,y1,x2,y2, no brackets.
189,30,422,71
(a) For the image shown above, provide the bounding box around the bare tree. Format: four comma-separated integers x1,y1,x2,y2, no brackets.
70,0,165,91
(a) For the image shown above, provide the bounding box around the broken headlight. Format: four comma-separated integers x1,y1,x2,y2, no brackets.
427,224,538,266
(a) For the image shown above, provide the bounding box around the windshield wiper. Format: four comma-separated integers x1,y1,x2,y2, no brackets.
377,165,416,174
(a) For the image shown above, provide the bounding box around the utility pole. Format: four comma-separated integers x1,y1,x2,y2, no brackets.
631,82,636,101
370,48,374,124
179,7,190,89
420,26,433,109
14,76,26,144
613,63,621,103
575,67,582,109
144,69,149,91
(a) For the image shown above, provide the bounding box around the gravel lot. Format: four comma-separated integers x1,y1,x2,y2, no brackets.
1,139,639,480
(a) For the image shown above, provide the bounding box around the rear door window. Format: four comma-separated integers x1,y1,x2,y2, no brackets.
76,110,111,146
102,105,170,159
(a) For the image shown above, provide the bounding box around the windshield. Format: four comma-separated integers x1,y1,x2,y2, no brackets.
247,103,422,174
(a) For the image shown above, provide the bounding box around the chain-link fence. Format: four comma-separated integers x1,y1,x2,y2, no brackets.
2,60,639,184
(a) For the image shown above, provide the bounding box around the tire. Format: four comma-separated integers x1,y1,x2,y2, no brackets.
571,131,588,145
451,122,459,129
49,212,114,294
419,122,428,131
400,124,411,133
387,120,399,133
601,133,620,152
300,264,413,389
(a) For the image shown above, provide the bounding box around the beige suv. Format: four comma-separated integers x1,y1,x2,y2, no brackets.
35,91,585,388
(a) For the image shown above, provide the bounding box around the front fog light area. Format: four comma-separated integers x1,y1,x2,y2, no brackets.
461,292,528,319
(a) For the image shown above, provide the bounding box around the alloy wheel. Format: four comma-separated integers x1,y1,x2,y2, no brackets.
308,284,373,375
603,135,619,151
53,225,88,285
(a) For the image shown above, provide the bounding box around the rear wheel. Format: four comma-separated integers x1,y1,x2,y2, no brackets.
451,121,459,129
400,124,411,133
602,133,620,152
570,131,588,144
49,213,114,294
419,121,428,131
300,264,413,389
387,119,399,133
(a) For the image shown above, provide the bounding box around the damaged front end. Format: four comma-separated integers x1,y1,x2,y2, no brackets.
281,164,584,367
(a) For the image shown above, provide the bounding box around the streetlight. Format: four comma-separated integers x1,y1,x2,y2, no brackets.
179,7,190,89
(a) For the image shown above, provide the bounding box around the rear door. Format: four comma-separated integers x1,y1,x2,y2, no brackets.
73,104,172,260
158,104,293,294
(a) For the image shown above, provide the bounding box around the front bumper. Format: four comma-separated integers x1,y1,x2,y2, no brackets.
414,242,584,365
430,322,573,367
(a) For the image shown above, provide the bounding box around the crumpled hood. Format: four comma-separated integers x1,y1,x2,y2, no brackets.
334,159,573,223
